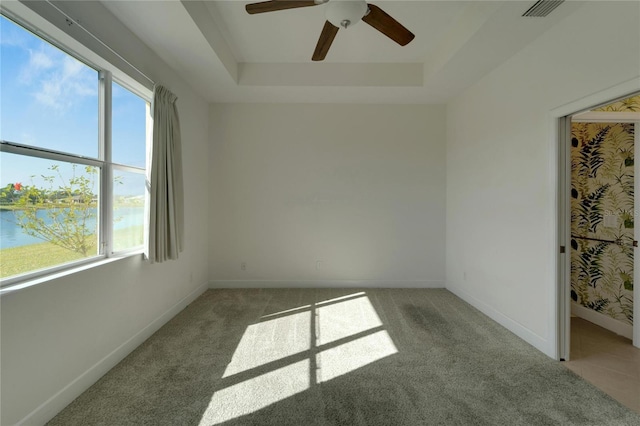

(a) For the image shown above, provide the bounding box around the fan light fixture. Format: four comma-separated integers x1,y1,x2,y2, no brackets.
325,0,368,29
245,0,415,61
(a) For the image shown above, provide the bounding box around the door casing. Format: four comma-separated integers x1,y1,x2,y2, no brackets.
557,93,640,361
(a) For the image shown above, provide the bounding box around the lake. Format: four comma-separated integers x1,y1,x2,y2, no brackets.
0,207,144,249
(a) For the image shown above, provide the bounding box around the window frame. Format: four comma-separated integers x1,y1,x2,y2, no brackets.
0,12,151,288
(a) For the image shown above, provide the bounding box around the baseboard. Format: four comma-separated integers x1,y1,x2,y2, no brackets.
209,280,445,289
447,282,552,358
571,302,633,339
16,282,209,426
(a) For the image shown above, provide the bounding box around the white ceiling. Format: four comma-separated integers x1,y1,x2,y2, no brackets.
210,1,469,63
100,0,583,104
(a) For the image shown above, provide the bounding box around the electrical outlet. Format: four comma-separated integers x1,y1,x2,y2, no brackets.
241,262,246,271
316,260,324,270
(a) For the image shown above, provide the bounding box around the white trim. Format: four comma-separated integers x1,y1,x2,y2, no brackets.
101,71,113,257
0,255,108,291
447,283,552,357
0,141,103,168
635,121,640,348
209,280,444,289
572,111,640,123
556,116,572,360
548,110,565,361
571,302,633,340
14,282,208,426
550,78,640,118
111,163,145,174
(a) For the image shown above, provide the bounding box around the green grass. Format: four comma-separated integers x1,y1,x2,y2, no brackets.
0,240,95,278
0,203,96,211
0,226,143,279
0,205,29,211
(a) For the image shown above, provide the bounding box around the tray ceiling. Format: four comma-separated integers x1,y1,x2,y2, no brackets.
98,0,582,103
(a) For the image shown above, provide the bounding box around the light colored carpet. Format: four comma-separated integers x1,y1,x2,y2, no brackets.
48,289,640,425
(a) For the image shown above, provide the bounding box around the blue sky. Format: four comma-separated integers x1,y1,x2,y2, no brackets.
1,15,146,196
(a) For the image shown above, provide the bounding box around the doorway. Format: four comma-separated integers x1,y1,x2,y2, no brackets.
560,92,640,359
558,93,640,412
570,102,637,340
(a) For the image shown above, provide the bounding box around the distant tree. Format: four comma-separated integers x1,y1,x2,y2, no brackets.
0,183,20,205
15,165,98,256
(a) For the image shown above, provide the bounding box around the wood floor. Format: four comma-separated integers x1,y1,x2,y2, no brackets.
565,317,640,414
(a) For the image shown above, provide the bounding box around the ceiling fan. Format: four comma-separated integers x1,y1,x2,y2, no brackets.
245,0,415,61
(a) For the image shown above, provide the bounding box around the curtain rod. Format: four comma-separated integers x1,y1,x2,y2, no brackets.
45,0,155,86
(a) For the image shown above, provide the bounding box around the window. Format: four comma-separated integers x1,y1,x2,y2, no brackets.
0,15,150,284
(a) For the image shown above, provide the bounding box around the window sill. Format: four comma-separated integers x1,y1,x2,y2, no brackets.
0,250,145,296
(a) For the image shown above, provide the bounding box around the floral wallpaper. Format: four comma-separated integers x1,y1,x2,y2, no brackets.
570,118,635,326
593,95,640,112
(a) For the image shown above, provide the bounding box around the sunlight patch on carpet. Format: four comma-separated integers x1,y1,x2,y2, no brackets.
207,292,398,424
200,359,310,425
223,311,311,377
316,294,383,346
316,330,397,383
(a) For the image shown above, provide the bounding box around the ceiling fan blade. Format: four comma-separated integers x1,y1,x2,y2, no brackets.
362,4,415,46
312,21,339,61
246,0,319,15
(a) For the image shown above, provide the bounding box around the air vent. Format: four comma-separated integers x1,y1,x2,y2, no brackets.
522,0,564,17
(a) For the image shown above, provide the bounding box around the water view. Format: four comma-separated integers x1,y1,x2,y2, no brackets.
0,206,144,249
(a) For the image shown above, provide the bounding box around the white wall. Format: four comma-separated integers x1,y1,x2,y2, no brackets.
209,104,446,287
5,1,639,423
446,1,640,358
0,3,210,425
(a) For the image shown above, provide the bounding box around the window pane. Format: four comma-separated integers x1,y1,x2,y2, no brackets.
0,152,100,279
113,169,145,252
0,16,99,158
112,82,148,168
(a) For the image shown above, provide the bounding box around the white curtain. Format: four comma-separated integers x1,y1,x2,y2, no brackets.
145,84,184,263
